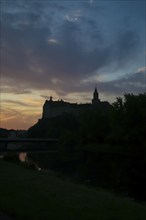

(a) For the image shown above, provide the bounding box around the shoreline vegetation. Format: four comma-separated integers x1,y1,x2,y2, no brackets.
26,93,146,201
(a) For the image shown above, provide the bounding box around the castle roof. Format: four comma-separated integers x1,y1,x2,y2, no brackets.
44,99,78,108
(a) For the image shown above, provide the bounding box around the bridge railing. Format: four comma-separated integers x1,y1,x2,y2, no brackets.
0,138,58,153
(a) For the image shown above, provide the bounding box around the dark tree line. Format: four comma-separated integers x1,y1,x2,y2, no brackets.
1,93,145,201
28,93,146,147
110,93,146,145
27,93,146,201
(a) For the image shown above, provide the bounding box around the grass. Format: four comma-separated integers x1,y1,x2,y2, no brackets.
0,160,146,220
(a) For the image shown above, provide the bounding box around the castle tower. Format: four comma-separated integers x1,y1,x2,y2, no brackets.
92,87,100,105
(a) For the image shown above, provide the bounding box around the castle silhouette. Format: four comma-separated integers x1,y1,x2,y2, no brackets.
42,88,110,118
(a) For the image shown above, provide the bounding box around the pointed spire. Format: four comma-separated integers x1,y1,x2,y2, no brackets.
94,86,97,93
92,87,100,104
94,87,98,98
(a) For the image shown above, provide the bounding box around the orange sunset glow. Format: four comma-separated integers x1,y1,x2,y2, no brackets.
1,0,145,130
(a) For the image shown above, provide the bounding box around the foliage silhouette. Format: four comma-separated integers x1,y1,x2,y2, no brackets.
27,93,146,201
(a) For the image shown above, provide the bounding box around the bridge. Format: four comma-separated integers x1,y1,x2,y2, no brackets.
0,138,58,153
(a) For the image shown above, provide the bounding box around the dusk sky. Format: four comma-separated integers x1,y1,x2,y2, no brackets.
1,0,146,130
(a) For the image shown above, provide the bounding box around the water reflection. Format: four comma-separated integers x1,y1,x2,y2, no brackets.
19,152,27,162
18,152,42,171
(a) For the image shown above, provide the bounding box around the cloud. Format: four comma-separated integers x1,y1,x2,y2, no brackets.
1,1,145,130
1,84,32,94
137,67,146,73
68,67,145,98
3,100,34,107
97,68,146,95
113,31,140,69
1,107,41,129
47,38,59,44
1,0,145,97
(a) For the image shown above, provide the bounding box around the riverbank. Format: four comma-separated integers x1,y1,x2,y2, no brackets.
0,160,146,220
